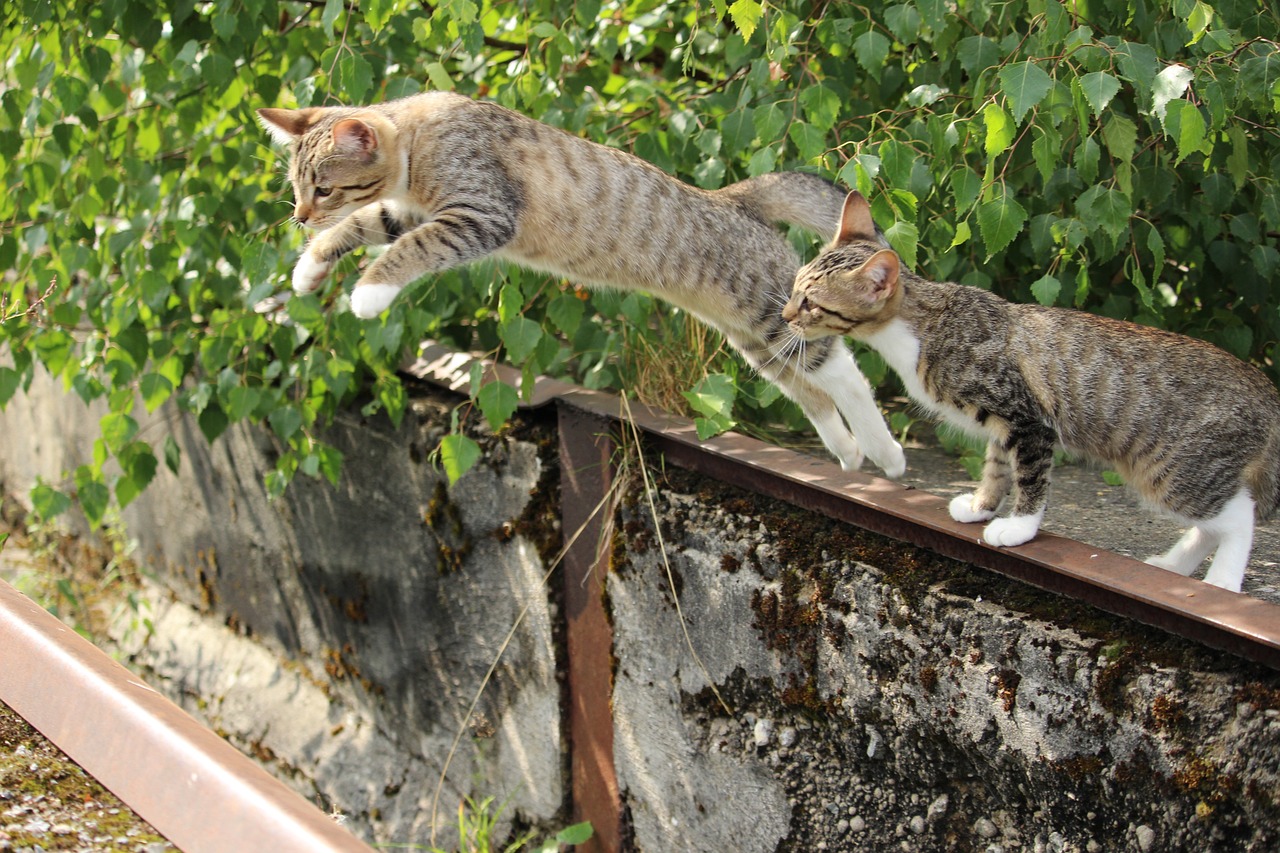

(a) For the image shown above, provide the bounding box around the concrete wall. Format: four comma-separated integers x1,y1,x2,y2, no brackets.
2,369,1279,851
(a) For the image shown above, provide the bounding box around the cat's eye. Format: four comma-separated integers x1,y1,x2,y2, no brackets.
315,186,333,198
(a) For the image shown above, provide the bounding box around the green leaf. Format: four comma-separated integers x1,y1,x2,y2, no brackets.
1031,125,1061,183
883,4,922,43
787,122,826,162
1178,102,1208,165
75,467,110,527
728,0,763,42
31,482,71,521
982,104,1014,157
476,380,518,431
957,36,1001,79
1152,64,1194,121
1077,71,1121,117
998,61,1054,124
852,30,890,81
1101,115,1138,164
500,316,542,364
440,433,481,484
682,373,736,419
321,0,343,37
884,221,919,272
163,436,182,474
555,822,594,845
800,85,840,133
268,406,303,441
952,169,977,216
198,403,230,443
547,293,585,337
1101,470,1125,487
977,193,1028,258
100,412,139,454
0,367,21,407
337,53,374,102
1030,274,1061,307
140,373,174,413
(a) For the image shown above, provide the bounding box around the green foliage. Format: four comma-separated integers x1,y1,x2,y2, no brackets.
1,0,1278,514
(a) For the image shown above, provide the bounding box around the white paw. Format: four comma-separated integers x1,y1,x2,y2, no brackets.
877,442,906,479
837,446,865,472
949,493,997,524
350,283,402,318
293,252,332,295
982,514,1042,548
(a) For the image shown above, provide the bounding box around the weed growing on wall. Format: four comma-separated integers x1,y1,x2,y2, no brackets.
1,1,1277,517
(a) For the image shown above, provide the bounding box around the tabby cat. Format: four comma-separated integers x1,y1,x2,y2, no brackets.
257,92,904,477
783,191,1280,592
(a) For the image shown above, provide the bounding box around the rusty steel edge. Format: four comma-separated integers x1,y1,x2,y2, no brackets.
0,578,373,853
406,343,1280,671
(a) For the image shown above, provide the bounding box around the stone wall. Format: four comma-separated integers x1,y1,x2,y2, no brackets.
1,368,1278,851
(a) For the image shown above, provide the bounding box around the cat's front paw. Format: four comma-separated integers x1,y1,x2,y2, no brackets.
949,493,997,524
836,446,865,473
982,514,1042,548
877,442,907,479
350,283,402,319
293,252,332,295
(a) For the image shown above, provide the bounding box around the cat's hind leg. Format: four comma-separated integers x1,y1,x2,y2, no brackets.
1199,489,1255,593
813,344,906,478
1146,527,1218,576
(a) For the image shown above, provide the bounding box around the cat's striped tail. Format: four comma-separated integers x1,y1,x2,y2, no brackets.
716,172,847,242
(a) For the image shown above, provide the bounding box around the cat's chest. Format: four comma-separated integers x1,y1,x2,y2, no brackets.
862,319,990,436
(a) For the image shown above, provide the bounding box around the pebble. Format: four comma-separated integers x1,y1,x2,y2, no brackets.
975,817,999,839
909,815,926,834
927,794,949,821
1135,825,1156,852
866,727,883,759
778,726,798,748
851,816,866,832
752,718,773,747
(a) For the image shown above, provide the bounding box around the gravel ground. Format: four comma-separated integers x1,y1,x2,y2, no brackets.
0,699,175,852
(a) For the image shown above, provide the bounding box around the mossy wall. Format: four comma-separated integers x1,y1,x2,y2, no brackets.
1,370,1278,851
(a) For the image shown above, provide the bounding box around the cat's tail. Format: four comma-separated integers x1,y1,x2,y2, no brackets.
717,172,847,241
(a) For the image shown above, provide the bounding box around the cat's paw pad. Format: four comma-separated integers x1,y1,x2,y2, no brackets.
292,253,332,295
949,493,997,524
350,283,402,318
982,514,1041,548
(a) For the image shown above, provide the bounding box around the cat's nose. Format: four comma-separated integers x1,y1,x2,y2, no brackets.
295,203,313,225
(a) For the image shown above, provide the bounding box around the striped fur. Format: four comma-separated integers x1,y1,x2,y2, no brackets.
257,93,905,477
784,192,1280,592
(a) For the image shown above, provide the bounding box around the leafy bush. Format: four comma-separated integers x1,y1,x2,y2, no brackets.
1,0,1277,520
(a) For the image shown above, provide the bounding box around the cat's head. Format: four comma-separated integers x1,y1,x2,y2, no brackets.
257,106,401,230
783,192,903,340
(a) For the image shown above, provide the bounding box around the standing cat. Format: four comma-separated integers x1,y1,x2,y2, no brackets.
783,191,1280,592
257,92,904,477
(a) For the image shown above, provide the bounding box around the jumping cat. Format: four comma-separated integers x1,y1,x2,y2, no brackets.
783,191,1280,592
257,92,905,477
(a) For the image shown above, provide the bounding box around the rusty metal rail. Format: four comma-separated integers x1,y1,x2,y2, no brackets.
408,343,1280,671
0,577,373,853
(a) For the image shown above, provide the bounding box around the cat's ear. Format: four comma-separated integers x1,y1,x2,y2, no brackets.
835,192,878,244
859,249,901,303
332,118,379,160
256,107,323,146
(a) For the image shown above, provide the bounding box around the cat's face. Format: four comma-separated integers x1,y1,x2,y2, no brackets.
783,192,903,340
258,107,399,231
